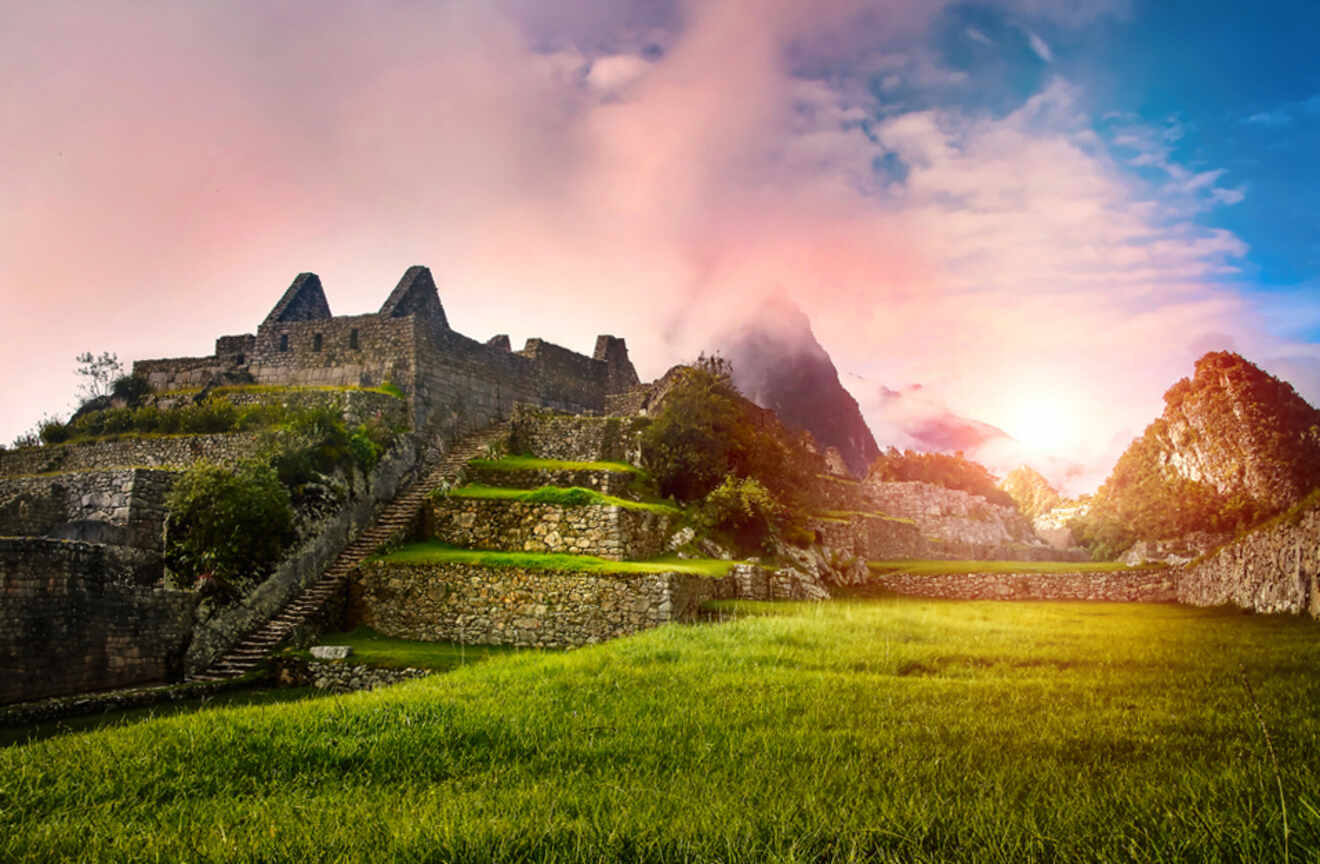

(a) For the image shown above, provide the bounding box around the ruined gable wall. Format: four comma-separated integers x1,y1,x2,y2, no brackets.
0,468,175,552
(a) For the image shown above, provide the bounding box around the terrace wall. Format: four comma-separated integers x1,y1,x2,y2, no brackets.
427,499,671,561
1178,504,1320,618
0,433,269,476
0,539,195,704
508,405,649,463
869,568,1178,603
0,468,175,552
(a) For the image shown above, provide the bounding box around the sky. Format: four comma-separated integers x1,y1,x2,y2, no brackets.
2,0,1318,495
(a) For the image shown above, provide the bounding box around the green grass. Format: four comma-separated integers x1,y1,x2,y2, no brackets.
2,598,1317,861
443,484,679,515
868,559,1165,575
294,628,532,671
0,686,325,749
467,455,642,474
376,541,740,577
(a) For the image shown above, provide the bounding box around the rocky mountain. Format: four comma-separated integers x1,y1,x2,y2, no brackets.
721,297,880,477
1073,351,1320,558
999,465,1063,519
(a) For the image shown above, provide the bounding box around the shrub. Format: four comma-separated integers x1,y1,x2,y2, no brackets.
110,374,152,407
38,418,70,445
700,475,783,554
164,462,294,596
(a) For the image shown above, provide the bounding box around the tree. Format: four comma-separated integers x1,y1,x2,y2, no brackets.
163,461,294,597
75,351,124,401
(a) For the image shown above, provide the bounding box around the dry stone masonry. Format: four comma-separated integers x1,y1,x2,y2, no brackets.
428,498,671,560
870,567,1178,603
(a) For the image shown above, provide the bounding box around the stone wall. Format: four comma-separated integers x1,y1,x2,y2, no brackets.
462,465,634,496
1178,506,1320,617
427,499,671,561
353,563,721,648
0,539,195,704
508,404,649,463
870,568,1178,603
0,468,175,551
862,480,1069,559
0,433,270,476
810,515,927,561
185,439,421,673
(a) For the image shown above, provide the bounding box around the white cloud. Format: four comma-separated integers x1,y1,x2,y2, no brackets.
966,27,994,45
1025,29,1053,62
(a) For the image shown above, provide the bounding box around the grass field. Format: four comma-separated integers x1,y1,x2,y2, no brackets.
868,558,1166,575
376,541,742,577
3,597,1318,862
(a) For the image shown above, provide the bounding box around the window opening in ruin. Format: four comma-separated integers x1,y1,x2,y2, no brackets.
350,328,359,350
313,333,323,352
279,333,289,352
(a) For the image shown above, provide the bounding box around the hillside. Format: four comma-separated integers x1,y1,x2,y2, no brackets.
721,297,880,477
1073,351,1320,558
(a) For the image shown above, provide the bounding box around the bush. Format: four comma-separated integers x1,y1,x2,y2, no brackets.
700,475,783,554
110,375,152,408
38,419,70,445
164,462,294,596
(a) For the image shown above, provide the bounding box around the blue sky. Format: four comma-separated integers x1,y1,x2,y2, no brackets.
1,0,1317,492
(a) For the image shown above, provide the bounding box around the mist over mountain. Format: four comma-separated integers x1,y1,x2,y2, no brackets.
720,296,880,477
876,385,1012,453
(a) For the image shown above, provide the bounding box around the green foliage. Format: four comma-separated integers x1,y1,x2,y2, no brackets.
109,374,152,407
377,380,405,400
37,417,70,445
699,475,782,553
5,600,1320,861
163,462,294,594
868,447,1016,509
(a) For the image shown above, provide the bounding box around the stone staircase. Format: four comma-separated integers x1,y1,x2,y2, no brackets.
187,421,511,682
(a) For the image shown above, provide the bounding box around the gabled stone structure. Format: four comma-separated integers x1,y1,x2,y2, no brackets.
134,265,641,442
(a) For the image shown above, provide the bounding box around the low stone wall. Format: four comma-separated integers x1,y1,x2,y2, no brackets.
185,439,420,673
462,465,634,496
811,515,927,561
0,539,196,705
869,568,1178,603
353,563,720,648
428,498,670,560
273,657,428,693
0,468,176,551
508,404,649,464
0,433,269,476
1178,506,1320,617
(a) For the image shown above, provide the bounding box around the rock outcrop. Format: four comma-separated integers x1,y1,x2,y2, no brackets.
721,296,879,477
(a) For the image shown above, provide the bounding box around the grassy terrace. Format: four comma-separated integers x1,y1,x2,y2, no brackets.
3,597,1317,861
442,484,679,515
375,541,740,577
868,559,1167,575
292,628,530,671
466,455,642,474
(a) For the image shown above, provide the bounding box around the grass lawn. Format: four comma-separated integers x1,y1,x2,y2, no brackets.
868,559,1165,575
466,455,641,474
376,541,741,577
442,484,679,515
3,598,1318,862
0,686,324,749
295,627,534,671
